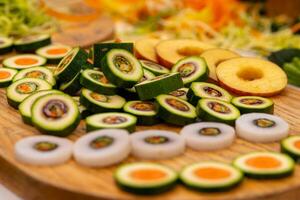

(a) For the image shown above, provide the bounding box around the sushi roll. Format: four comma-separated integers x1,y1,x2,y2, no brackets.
169,87,189,101
59,72,81,96
3,54,46,70
14,135,73,166
130,130,185,160
140,60,170,75
281,136,300,161
0,68,18,88
236,113,289,143
14,34,51,52
73,129,130,167
115,162,177,194
0,36,13,55
180,122,235,151
233,152,294,179
180,162,243,192
231,96,274,114
36,44,72,64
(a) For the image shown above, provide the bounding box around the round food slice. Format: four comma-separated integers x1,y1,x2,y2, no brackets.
171,56,208,86
101,49,143,88
123,101,159,125
19,89,62,124
86,112,137,133
156,94,197,125
155,39,214,68
0,68,18,87
180,162,243,192
3,54,46,70
36,44,72,64
80,69,117,95
130,130,185,160
14,34,51,52
135,38,160,62
233,152,294,179
14,135,73,166
115,162,177,194
73,129,130,167
140,60,170,75
232,96,274,114
187,82,232,106
180,122,235,151
236,113,289,143
201,48,240,81
196,99,240,126
0,36,13,55
80,88,126,113
7,78,52,108
72,96,91,119
59,72,81,96
13,66,56,86
281,136,300,161
216,58,287,97
54,47,88,82
135,72,184,100
31,93,80,136
169,87,189,101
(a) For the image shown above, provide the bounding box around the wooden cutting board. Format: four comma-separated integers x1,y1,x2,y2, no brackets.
0,86,300,200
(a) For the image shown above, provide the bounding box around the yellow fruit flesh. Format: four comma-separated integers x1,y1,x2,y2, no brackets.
135,38,160,62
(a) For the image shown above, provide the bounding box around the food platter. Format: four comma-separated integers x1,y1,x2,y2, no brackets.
0,86,300,200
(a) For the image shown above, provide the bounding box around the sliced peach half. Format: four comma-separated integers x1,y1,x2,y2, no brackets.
155,39,215,69
135,38,160,63
201,48,240,81
216,58,287,97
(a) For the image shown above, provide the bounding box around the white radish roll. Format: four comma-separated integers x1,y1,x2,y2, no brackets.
73,129,130,167
15,135,73,166
236,113,289,143
180,122,235,151
130,130,185,160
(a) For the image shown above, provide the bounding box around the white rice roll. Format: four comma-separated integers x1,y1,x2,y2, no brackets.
236,113,289,143
130,130,185,160
15,135,73,166
180,122,235,151
73,129,131,167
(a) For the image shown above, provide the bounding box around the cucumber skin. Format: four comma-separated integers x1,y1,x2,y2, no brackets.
33,115,81,137
86,123,136,133
233,104,274,114
79,93,123,114
7,97,21,109
93,43,134,68
46,57,63,64
186,89,202,106
135,73,184,100
59,73,81,96
123,109,160,126
239,169,293,179
21,114,33,125
79,74,117,95
118,89,139,101
0,46,13,55
156,102,196,126
0,80,12,88
115,180,176,195
15,38,51,53
281,143,300,162
101,55,140,88
56,48,88,83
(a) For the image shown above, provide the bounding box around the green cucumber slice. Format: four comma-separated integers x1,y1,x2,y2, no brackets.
281,136,300,162
232,96,274,114
19,89,63,124
7,78,52,108
0,36,13,55
80,88,126,113
0,68,18,87
196,99,240,126
54,47,88,83
180,162,243,192
156,94,197,125
14,34,51,52
140,60,170,75
59,72,81,96
101,49,143,88
135,72,183,100
31,93,80,136
115,162,177,194
171,56,208,86
169,88,189,101
13,66,56,86
36,44,72,64
187,82,232,106
80,69,117,95
233,152,294,179
72,96,91,119
123,100,159,125
86,112,136,132
3,54,46,70
93,42,133,67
